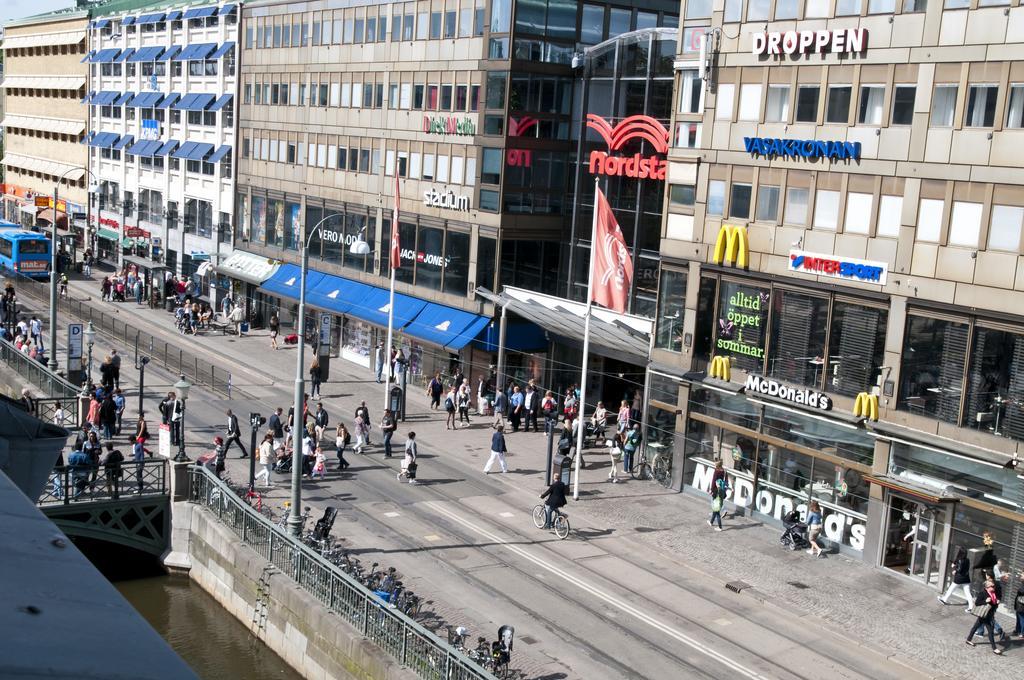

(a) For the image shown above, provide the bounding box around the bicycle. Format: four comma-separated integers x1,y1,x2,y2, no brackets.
629,447,671,486
532,504,570,540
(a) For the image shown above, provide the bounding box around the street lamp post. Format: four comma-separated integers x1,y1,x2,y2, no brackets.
49,168,98,372
83,321,96,386
173,374,191,462
136,355,150,417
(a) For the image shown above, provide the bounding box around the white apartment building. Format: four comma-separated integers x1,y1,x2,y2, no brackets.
87,3,238,292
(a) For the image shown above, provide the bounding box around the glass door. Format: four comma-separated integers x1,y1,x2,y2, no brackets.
881,495,950,587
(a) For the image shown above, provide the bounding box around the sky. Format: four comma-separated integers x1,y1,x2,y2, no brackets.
1,0,74,26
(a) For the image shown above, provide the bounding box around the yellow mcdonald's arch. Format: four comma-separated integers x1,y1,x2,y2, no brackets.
709,355,731,382
853,392,879,421
712,225,749,268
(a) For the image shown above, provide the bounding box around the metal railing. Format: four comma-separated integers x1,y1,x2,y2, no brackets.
12,272,232,395
0,336,82,403
188,466,494,680
38,458,168,505
33,396,81,429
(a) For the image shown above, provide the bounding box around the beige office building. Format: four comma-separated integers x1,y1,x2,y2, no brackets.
1,8,89,235
649,2,1024,590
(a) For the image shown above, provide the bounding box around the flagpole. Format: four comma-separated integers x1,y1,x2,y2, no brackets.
385,177,399,413
573,176,600,501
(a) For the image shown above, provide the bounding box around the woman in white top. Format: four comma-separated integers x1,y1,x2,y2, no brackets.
255,433,275,487
398,432,418,484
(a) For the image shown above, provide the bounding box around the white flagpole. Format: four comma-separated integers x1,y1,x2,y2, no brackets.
573,176,600,501
384,180,398,413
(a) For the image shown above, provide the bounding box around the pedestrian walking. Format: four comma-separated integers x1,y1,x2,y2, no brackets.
525,386,541,432
53,401,68,428
965,579,1004,654
109,349,121,389
607,431,623,483
621,423,641,475
476,376,489,415
268,407,284,440
398,432,419,484
541,391,557,430
939,547,974,610
112,388,125,435
229,303,245,335
591,401,608,438
617,400,631,434
708,488,724,531
335,423,351,470
444,386,457,430
309,356,322,399
223,409,249,458
492,388,507,429
508,385,524,432
380,408,397,458
354,401,371,445
269,313,280,350
83,249,93,277
354,413,369,454
99,393,117,440
212,436,227,478
374,342,385,383
311,446,327,479
59,272,69,298
427,371,444,409
563,388,578,423
255,433,276,487
457,380,472,426
483,425,509,474
83,430,102,490
313,403,329,442
101,442,124,499
29,315,42,349
132,436,147,491
134,413,150,444
806,500,825,557
98,355,115,392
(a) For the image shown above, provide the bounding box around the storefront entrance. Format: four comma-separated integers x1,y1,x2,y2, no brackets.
881,494,952,587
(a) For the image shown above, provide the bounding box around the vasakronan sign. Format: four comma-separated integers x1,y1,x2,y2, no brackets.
744,137,861,161
744,374,833,412
586,114,669,180
423,188,470,212
692,460,866,552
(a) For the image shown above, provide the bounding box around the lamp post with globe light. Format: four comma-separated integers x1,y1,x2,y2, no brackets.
173,374,191,462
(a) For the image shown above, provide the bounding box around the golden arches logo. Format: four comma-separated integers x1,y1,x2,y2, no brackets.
712,225,749,268
709,356,731,382
853,392,879,421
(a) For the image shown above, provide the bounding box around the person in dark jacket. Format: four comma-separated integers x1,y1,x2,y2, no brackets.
540,474,568,530
309,357,322,399
483,424,508,474
1013,571,1024,638
269,407,285,439
99,394,118,440
313,403,330,442
965,579,1003,654
939,547,974,610
223,409,248,458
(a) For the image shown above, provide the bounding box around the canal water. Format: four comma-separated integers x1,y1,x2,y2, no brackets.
117,574,302,680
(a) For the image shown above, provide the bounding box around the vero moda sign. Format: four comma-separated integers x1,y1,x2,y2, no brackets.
586,114,669,181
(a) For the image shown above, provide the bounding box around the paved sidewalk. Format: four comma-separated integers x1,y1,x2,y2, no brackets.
59,275,1020,677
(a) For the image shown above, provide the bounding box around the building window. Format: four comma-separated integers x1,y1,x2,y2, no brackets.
825,86,851,124
836,0,863,14
904,0,927,11
707,180,725,216
738,84,761,121
669,184,695,208
916,198,944,242
747,0,770,21
765,85,789,123
678,69,702,114
729,183,752,219
844,193,873,234
931,85,958,127
1006,84,1024,128
755,185,779,222
767,290,829,388
714,279,770,373
785,187,809,225
775,0,800,19
898,315,968,424
723,0,742,20
795,86,819,123
656,269,687,352
892,86,916,125
965,84,998,128
813,190,840,230
948,201,983,247
988,205,1024,252
828,301,888,397
716,84,734,120
858,85,884,125
685,0,712,19
876,196,903,237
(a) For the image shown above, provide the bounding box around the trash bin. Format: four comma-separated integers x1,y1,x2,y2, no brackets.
240,321,250,334
552,453,572,487
164,296,175,312
389,386,403,416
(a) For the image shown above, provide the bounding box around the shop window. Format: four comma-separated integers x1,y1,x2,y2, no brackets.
669,184,695,209
765,85,789,123
825,86,851,124
844,193,873,234
477,235,497,291
755,186,779,222
655,269,687,352
858,85,885,125
1007,84,1024,128
963,326,1024,440
892,85,916,125
775,0,799,19
707,180,725,216
444,231,470,295
795,86,819,123
965,84,997,128
987,205,1024,252
931,85,958,127
738,84,761,121
767,290,829,388
784,187,809,225
891,446,1016,518
916,198,944,242
898,315,969,423
948,201,982,247
828,302,887,397
715,279,769,373
716,84,734,120
813,190,840,231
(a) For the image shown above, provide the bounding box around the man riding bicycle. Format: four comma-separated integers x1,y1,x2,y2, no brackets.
540,473,568,529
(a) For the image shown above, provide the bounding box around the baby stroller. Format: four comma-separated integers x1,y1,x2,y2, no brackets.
274,454,293,474
780,509,809,551
310,506,337,550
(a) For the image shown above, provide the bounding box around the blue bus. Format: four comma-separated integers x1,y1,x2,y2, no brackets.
0,226,52,279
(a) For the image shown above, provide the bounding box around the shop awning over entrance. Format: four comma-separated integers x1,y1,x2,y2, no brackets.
348,287,425,330
865,474,961,504
214,249,280,286
123,255,168,272
96,227,119,241
404,302,491,351
259,264,325,301
306,275,367,315
476,286,652,361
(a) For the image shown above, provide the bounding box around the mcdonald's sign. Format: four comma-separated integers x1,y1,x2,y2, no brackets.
708,356,731,382
853,392,879,421
712,225,749,268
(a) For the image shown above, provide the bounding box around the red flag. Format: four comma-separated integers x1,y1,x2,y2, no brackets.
390,174,401,270
591,187,633,314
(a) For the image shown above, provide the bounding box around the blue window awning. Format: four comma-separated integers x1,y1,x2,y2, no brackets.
170,141,197,159
113,48,134,63
130,91,163,108
136,13,166,25
121,16,135,26
158,46,181,61
127,140,161,157
80,91,94,103
113,134,134,150
260,265,326,302
404,304,490,350
80,51,94,63
175,93,215,111
219,4,237,15
114,92,135,106
90,91,120,105
306,276,367,315
183,6,217,19
80,131,95,145
351,288,427,330
156,140,179,156
89,132,120,148
93,19,110,29
128,46,164,62
208,145,231,163
90,48,120,63
157,93,180,108
166,10,182,21
208,94,233,111
187,143,214,160
209,41,235,59
175,43,217,60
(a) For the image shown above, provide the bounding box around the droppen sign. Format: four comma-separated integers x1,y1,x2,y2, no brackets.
586,114,669,181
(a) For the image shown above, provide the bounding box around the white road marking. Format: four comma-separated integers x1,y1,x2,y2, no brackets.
499,512,516,518
423,534,441,542
383,512,401,518
425,501,768,680
714,618,732,627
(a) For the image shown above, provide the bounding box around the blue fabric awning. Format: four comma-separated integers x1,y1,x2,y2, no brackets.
130,91,163,108
136,13,166,24
175,93,215,110
80,91,94,103
121,16,135,25
219,4,237,14
260,265,326,302
350,288,427,330
183,6,217,19
170,141,214,160
404,303,490,350
166,10,182,21
90,91,120,105
113,48,134,63
81,51,94,63
80,131,95,145
112,134,134,150
158,46,181,61
306,276,366,315
209,41,235,59
128,46,164,62
114,92,134,106
90,48,120,63
157,93,180,108
89,132,119,148
156,140,179,156
93,19,110,29
127,140,162,157
175,43,217,60
208,94,233,111
207,145,231,163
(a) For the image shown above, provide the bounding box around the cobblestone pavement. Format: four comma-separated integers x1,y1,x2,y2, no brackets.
55,275,1021,678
